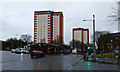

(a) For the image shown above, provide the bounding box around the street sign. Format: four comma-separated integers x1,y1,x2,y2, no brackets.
107,43,112,46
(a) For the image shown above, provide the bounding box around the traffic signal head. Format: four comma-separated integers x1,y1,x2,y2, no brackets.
87,47,91,49
39,44,41,47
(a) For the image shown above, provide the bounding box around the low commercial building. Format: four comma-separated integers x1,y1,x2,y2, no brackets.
98,32,120,53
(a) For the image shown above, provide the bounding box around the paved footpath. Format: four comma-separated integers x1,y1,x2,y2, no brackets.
70,60,119,70
69,55,119,70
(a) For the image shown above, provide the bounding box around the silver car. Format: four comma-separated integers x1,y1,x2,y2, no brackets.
15,49,21,53
11,49,16,53
25,50,30,54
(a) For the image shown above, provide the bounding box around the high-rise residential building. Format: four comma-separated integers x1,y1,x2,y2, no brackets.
34,10,63,45
118,2,120,32
73,28,89,44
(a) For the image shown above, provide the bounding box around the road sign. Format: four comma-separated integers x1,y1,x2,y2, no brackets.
107,43,112,46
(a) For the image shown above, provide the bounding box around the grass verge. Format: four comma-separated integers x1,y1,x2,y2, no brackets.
96,53,115,58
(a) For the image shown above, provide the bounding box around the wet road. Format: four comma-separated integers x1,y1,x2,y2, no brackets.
1,51,119,70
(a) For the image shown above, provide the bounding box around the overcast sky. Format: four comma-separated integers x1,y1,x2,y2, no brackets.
0,1,119,44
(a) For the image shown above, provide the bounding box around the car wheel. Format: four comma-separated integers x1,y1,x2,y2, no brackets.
31,55,33,58
36,55,39,58
39,54,41,57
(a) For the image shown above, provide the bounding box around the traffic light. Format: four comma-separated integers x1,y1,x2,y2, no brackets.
87,47,91,49
39,44,41,47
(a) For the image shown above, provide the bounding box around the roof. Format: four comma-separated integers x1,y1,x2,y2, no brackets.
73,27,89,31
100,32,120,37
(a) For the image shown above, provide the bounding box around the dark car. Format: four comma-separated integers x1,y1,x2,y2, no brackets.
30,50,45,58
63,50,70,54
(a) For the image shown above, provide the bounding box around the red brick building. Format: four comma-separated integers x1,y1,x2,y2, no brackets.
98,32,120,53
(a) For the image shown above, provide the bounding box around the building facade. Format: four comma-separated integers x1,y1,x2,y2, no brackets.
98,32,120,53
34,10,63,45
73,28,89,44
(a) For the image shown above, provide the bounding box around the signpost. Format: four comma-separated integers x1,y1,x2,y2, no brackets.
83,15,96,62
111,40,114,59
107,43,112,46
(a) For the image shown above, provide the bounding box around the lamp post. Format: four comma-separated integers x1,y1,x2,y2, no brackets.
83,15,96,61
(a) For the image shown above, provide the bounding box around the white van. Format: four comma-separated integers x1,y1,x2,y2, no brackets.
72,49,77,54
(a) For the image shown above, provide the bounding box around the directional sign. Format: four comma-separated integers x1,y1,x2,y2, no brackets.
107,43,112,46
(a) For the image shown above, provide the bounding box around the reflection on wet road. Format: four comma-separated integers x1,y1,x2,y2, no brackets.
2,51,118,70
2,51,80,70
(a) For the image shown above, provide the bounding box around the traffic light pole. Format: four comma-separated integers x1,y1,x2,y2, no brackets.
83,15,96,61
92,15,96,61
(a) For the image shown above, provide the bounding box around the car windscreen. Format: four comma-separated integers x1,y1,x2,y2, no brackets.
30,45,40,50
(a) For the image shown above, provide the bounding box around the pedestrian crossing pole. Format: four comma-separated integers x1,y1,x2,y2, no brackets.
83,15,96,61
111,40,113,59
92,15,96,62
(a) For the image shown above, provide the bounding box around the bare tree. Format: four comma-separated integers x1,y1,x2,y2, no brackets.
4,37,25,49
69,40,87,51
52,35,60,45
40,38,46,43
108,1,120,32
108,6,118,21
91,31,110,49
20,34,32,45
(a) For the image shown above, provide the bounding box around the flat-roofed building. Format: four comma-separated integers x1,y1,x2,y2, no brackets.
34,10,63,45
73,28,89,44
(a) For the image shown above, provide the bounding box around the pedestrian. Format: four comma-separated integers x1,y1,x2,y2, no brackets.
100,54,102,58
83,53,86,61
86,52,89,60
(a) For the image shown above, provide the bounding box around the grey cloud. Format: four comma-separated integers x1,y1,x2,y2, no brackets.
2,2,118,44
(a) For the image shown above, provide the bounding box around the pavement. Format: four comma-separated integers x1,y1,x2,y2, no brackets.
70,59,119,70
96,58,118,65
70,55,119,70
62,53,119,66
78,53,119,65
86,57,119,65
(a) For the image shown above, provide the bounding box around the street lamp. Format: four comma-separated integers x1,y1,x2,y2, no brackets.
83,15,96,61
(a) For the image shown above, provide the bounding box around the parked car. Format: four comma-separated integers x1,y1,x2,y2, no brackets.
20,48,26,53
25,50,30,54
11,49,16,53
30,50,45,58
15,49,21,54
63,51,69,54
6,47,11,51
72,49,77,54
